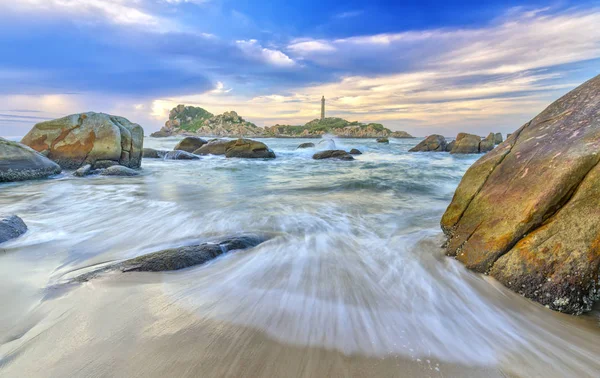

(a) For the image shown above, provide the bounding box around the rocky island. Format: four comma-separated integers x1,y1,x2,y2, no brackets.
151,104,413,139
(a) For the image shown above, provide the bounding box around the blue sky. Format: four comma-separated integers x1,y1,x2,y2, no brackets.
1,0,599,136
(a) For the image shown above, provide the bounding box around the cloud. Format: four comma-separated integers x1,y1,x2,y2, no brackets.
334,10,364,19
288,39,336,54
235,39,296,67
0,0,161,27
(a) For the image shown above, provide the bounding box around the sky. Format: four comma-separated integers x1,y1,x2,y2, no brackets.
1,0,600,137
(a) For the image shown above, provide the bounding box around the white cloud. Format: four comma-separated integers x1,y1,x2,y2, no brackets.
236,39,296,67
0,0,160,27
288,40,336,54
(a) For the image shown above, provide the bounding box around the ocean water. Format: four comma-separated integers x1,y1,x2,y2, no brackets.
0,136,599,377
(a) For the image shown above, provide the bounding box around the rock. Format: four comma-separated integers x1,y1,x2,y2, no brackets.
1,137,62,182
409,135,447,152
494,133,503,144
225,139,276,159
391,131,414,138
479,133,495,153
100,166,140,176
507,133,512,138
441,74,600,314
450,133,481,154
174,137,207,153
21,112,143,169
142,148,168,159
297,142,315,149
193,139,230,155
150,129,173,138
73,164,93,177
312,150,355,161
164,150,200,160
93,160,119,169
445,140,455,152
376,137,389,143
349,149,362,155
0,215,27,244
74,234,269,280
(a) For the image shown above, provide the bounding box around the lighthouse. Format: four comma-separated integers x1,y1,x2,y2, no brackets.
320,96,325,120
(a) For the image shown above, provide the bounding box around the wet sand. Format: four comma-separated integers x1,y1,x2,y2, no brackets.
0,272,507,378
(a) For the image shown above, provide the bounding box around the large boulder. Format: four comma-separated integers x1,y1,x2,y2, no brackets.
313,150,354,161
193,139,230,155
441,74,600,314
21,112,143,169
409,135,447,152
1,138,61,182
479,133,495,153
225,139,276,159
174,137,207,153
445,140,455,152
0,215,27,244
450,133,481,154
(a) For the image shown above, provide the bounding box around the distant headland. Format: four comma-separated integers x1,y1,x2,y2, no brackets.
150,102,414,139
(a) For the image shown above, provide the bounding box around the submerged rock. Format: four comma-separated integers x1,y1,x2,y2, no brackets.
297,142,315,149
349,149,362,155
441,74,600,314
193,139,230,155
1,137,62,182
450,133,481,154
376,137,389,143
74,234,269,280
409,135,447,152
100,166,140,176
174,137,207,153
164,150,200,160
0,215,27,244
313,150,354,161
73,164,93,177
143,148,168,159
225,139,276,159
21,112,143,169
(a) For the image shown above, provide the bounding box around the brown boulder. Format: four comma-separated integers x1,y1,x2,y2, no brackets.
192,139,230,155
21,112,143,169
174,137,207,153
409,135,447,152
441,74,600,314
479,133,495,153
225,139,275,159
450,133,481,154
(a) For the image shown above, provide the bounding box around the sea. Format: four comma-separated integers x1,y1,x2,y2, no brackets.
0,136,599,377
